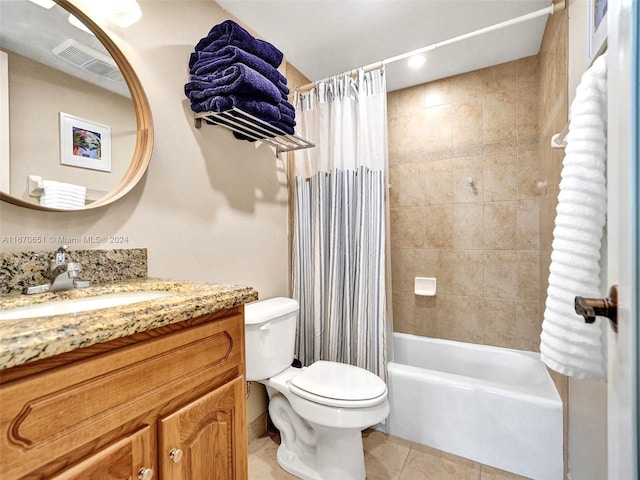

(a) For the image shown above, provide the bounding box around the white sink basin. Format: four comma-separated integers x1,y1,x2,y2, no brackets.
0,291,174,321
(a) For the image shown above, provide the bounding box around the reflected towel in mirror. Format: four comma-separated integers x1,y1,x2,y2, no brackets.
39,180,86,209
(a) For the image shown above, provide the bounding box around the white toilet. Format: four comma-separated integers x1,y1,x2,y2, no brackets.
245,297,389,480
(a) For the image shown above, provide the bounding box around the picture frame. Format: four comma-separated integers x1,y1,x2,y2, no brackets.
589,0,608,60
59,112,111,172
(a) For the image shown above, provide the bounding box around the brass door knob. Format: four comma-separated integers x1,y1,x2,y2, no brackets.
138,468,154,480
575,285,618,332
169,448,184,463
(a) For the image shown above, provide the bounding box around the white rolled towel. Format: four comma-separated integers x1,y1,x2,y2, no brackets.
40,180,87,209
540,52,608,380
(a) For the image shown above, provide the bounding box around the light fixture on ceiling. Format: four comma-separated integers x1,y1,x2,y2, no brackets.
106,0,142,28
407,55,426,70
68,14,95,35
27,0,56,8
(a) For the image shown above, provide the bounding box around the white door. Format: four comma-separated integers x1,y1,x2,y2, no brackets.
607,0,638,479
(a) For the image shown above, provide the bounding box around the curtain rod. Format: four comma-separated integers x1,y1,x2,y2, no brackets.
296,0,566,93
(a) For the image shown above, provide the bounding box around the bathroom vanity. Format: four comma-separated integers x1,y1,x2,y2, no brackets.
0,279,258,480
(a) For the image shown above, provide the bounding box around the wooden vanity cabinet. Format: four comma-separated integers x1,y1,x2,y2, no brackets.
0,307,248,480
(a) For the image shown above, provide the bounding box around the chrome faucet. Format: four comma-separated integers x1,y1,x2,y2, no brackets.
24,245,91,294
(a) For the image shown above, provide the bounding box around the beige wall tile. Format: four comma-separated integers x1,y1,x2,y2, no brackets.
483,62,517,101
390,206,426,249
517,147,542,198
517,250,541,301
516,300,542,351
388,56,542,351
483,149,517,201
392,291,435,336
424,78,452,107
420,104,453,152
452,156,483,203
539,249,552,304
432,294,484,346
484,201,517,249
517,198,541,249
480,297,518,347
484,250,518,299
424,159,453,205
439,250,484,296
389,164,425,207
387,90,400,119
452,72,483,103
424,204,453,248
391,248,441,293
452,203,484,249
539,195,557,251
516,57,540,140
483,96,517,143
398,84,425,115
517,95,539,139
452,100,484,148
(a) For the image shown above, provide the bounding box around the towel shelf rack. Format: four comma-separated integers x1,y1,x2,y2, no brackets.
27,175,106,204
194,107,314,155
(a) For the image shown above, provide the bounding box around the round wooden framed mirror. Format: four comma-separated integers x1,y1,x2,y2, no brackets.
0,0,153,211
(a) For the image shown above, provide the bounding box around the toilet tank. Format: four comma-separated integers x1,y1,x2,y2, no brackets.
244,297,299,381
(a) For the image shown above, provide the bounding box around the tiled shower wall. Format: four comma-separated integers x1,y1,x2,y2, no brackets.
387,56,543,351
538,5,569,475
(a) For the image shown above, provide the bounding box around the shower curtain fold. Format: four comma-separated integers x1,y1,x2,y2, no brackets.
292,68,389,379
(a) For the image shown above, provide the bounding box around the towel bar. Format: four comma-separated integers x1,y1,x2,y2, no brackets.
574,285,618,332
194,107,314,156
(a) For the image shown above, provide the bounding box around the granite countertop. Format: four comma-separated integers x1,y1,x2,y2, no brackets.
0,279,258,372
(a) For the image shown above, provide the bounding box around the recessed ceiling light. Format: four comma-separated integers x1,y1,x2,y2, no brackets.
407,55,426,70
107,0,143,28
27,0,56,8
68,14,95,35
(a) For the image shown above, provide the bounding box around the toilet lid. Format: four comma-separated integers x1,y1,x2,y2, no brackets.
289,361,387,407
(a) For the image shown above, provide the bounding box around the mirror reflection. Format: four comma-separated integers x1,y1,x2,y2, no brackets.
0,0,137,208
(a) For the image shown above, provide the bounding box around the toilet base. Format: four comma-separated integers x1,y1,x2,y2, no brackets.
275,429,366,480
276,443,321,480
268,392,368,479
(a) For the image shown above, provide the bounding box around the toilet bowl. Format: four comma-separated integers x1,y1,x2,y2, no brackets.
245,298,389,480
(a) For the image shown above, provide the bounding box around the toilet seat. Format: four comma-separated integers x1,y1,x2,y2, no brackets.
289,360,387,408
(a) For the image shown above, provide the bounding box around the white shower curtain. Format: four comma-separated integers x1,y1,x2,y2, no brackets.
292,68,388,379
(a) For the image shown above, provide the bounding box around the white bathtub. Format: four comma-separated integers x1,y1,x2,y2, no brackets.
384,333,563,480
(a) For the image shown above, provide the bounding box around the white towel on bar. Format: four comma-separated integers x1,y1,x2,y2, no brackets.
540,53,608,380
40,180,87,209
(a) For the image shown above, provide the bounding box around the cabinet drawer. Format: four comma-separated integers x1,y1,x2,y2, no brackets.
51,426,152,480
0,311,244,479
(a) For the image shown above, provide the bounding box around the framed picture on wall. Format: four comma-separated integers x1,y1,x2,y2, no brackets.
59,112,111,172
589,0,608,59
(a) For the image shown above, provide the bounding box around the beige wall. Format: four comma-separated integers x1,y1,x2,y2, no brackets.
0,1,290,422
388,56,542,352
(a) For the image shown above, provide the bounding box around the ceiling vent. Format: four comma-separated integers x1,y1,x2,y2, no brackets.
52,39,124,83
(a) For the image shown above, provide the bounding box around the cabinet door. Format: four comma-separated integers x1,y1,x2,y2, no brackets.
159,376,247,480
51,426,153,480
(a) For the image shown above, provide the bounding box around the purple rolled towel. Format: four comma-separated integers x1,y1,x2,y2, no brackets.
279,110,296,127
278,99,296,118
270,119,295,135
192,19,283,69
190,46,289,95
188,95,281,123
185,64,282,106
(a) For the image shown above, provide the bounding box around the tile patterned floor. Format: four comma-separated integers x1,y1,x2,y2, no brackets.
248,429,530,480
